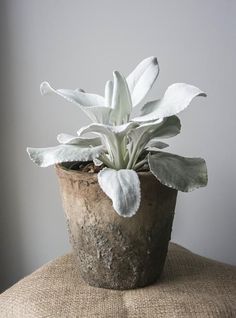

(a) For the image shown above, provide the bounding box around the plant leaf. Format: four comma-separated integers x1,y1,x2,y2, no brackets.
78,122,138,138
27,145,104,168
81,106,112,124
145,140,169,149
78,122,138,169
128,118,164,150
93,158,103,166
40,82,111,124
140,99,160,116
57,133,102,146
150,115,181,139
110,71,132,124
148,151,208,192
126,56,159,107
129,116,180,152
104,80,113,107
98,168,141,217
127,116,180,169
40,81,105,106
134,83,206,121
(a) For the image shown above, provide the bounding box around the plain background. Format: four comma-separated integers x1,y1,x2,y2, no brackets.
1,0,235,292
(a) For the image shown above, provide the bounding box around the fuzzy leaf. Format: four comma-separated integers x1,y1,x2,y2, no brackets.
134,83,206,121
150,115,181,139
78,122,138,168
98,168,141,217
81,106,112,124
40,82,111,123
110,71,132,124
129,116,180,152
128,119,164,150
126,56,159,107
78,122,137,139
148,152,208,192
40,82,105,106
104,80,113,107
27,145,104,168
57,133,102,146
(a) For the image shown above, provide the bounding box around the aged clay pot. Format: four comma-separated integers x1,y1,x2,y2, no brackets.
55,164,177,290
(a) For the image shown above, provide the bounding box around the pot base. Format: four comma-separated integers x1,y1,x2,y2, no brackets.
70,220,173,290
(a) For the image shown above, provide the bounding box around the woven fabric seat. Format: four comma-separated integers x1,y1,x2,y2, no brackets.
0,243,235,317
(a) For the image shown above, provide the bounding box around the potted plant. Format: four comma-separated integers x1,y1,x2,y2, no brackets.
27,57,207,290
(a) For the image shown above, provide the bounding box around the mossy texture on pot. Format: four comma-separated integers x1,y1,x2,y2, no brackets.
56,164,177,290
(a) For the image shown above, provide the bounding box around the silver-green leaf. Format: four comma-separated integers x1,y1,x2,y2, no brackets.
150,115,181,139
57,133,102,146
40,82,111,124
134,83,206,121
104,80,113,107
27,145,104,168
40,81,105,106
110,71,132,125
126,56,159,107
98,168,141,217
128,116,180,153
78,122,138,139
148,152,208,192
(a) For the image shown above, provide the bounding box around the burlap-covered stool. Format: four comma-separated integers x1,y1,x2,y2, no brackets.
0,243,235,317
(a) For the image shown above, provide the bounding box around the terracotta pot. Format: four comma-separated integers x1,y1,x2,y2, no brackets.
55,164,177,290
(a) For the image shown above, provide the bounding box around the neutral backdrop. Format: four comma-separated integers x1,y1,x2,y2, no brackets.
1,0,236,292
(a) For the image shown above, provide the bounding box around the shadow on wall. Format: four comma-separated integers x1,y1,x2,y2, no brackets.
0,1,26,292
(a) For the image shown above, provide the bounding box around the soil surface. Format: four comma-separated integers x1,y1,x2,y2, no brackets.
64,161,104,173
63,161,149,173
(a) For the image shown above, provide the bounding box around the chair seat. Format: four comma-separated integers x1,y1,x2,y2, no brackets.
0,243,235,317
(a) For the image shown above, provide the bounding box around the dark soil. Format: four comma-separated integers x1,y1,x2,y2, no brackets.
62,161,149,173
63,161,104,173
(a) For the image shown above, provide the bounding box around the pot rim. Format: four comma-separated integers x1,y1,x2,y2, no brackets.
55,163,154,178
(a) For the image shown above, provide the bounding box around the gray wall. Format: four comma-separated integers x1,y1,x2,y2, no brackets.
1,0,236,291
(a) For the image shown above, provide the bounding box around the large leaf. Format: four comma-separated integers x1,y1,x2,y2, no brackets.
40,82,111,124
110,71,132,124
129,116,180,152
128,119,164,150
127,116,180,169
150,115,181,139
78,122,138,139
97,168,141,217
57,133,102,146
148,152,208,192
133,83,206,121
40,82,105,106
126,56,160,107
27,144,104,167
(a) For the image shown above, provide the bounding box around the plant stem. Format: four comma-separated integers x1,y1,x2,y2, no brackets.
99,154,116,169
127,142,141,169
134,158,147,170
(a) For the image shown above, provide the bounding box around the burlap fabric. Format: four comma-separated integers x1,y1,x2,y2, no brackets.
0,243,235,318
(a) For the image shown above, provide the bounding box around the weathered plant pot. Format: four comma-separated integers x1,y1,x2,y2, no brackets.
55,164,177,290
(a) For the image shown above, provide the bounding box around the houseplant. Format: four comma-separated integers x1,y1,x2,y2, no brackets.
27,56,208,290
